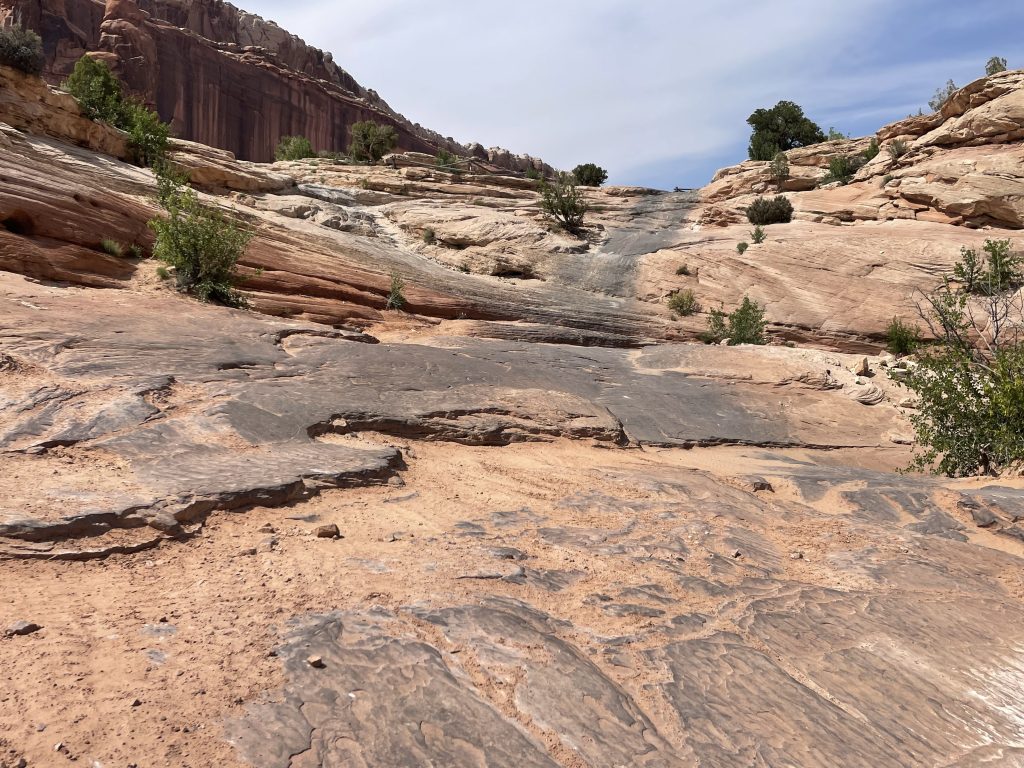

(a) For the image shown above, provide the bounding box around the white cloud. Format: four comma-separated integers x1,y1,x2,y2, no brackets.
236,1,1015,186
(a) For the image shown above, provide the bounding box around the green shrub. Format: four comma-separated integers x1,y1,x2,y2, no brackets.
737,241,749,254
422,227,436,245
64,56,169,167
155,265,170,280
149,165,253,306
821,154,866,185
929,79,958,112
123,101,169,166
900,241,1024,476
886,317,920,356
882,174,894,185
986,56,1008,76
275,135,316,161
64,56,123,122
750,225,766,244
668,289,700,317
827,127,849,141
676,264,690,276
348,121,398,163
385,271,406,310
572,163,608,187
100,238,123,257
887,139,909,161
768,151,789,189
746,195,793,225
702,297,768,345
746,101,825,161
539,174,587,236
436,149,460,172
863,137,880,161
0,24,44,75
128,242,144,259
955,239,1022,295
525,167,542,181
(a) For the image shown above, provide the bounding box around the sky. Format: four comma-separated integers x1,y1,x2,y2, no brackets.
240,1,1024,189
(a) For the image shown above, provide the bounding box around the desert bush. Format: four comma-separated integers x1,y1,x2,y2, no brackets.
821,154,866,185
986,56,1007,76
703,297,767,345
750,225,766,244
100,238,123,257
127,242,144,259
736,241,749,255
348,121,398,163
525,166,542,181
0,24,44,75
435,149,460,172
886,317,920,356
768,151,789,189
746,195,793,225
863,137,880,161
887,139,909,161
668,289,701,317
385,271,406,310
123,101,169,166
275,135,316,161
422,227,436,245
572,163,608,187
149,164,253,306
899,241,1024,475
929,79,958,112
676,264,690,276
539,174,587,235
827,127,849,141
155,265,170,280
747,101,825,161
954,239,1021,295
64,56,169,166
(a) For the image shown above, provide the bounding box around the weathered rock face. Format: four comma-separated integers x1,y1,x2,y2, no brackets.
705,71,1024,230
0,0,545,169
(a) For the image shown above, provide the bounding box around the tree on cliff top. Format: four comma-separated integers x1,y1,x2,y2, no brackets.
572,163,608,187
986,56,1008,76
348,121,398,164
746,101,825,161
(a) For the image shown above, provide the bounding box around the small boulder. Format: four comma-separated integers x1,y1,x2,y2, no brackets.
307,655,325,669
853,357,870,377
5,621,41,637
316,524,342,539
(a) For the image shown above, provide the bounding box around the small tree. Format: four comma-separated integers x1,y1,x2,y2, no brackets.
64,56,169,167
572,163,608,187
768,151,789,189
750,225,766,244
275,135,316,161
64,55,123,122
348,121,398,163
929,79,958,112
149,165,253,306
827,127,848,141
986,56,1008,76
703,297,767,345
0,24,44,75
539,174,587,236
887,138,909,161
902,240,1024,475
385,272,406,310
747,101,825,161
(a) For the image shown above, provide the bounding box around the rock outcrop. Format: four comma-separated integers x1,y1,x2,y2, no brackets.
0,0,550,171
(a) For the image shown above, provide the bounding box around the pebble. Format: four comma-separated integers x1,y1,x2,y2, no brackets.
306,655,325,669
790,552,804,560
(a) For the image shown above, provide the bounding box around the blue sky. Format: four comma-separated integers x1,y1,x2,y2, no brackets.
241,1,1024,188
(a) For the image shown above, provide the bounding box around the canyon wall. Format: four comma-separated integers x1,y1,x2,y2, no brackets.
0,0,547,169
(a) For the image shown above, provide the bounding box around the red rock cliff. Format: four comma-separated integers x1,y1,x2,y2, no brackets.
0,0,546,169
